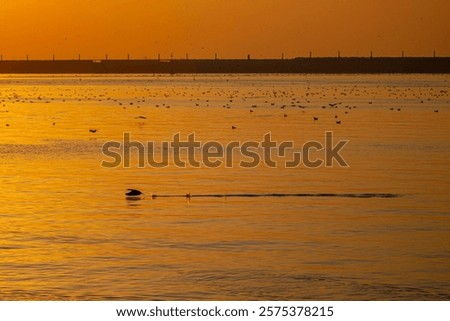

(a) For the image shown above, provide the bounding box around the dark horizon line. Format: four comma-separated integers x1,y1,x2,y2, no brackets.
1,56,450,62
1,57,449,74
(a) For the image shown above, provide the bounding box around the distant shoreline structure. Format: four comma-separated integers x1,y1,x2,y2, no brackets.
0,57,449,74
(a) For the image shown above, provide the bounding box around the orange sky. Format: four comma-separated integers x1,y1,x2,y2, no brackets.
1,0,449,60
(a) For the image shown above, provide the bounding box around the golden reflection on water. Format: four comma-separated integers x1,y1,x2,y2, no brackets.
0,74,449,300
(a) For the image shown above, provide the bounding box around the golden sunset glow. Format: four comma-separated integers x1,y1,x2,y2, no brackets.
1,0,449,60
1,0,450,305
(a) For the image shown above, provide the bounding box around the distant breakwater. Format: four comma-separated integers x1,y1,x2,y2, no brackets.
0,57,449,74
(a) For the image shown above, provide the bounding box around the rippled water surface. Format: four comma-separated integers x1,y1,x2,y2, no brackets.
0,74,449,300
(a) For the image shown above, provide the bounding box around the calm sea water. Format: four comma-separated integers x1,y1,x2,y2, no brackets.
0,74,449,300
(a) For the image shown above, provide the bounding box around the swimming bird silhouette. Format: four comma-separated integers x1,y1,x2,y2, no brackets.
89,129,97,133
126,189,143,196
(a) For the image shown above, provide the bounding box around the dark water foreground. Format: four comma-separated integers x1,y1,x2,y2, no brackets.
0,57,449,74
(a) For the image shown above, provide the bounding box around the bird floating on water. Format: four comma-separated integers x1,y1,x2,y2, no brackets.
126,189,143,197
89,129,97,133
